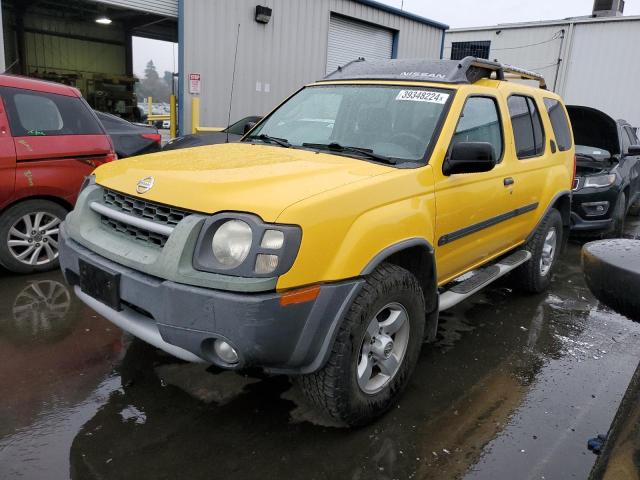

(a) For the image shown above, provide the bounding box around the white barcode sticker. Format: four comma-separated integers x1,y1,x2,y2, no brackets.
395,90,449,104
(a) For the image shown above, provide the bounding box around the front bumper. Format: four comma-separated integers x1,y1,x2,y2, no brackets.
570,187,617,232
60,224,363,374
570,212,613,232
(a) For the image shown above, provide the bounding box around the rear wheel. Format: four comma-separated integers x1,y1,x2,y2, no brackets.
0,200,67,274
513,208,563,293
298,263,425,426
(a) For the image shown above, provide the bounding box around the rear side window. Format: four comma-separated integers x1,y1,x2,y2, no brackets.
451,96,503,162
543,98,572,151
0,86,103,137
508,95,545,159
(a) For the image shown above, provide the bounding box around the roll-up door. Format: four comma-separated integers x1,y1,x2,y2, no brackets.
326,14,394,74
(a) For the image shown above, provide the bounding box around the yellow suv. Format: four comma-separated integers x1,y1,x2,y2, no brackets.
60,57,574,425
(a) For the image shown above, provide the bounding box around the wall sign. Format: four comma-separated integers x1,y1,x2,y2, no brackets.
189,73,201,94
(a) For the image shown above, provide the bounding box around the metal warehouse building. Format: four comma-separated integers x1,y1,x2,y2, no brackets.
1,0,447,133
444,0,640,126
0,0,177,120
180,0,448,133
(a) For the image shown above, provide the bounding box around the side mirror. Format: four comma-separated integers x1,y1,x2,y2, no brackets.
627,145,640,156
443,142,496,176
243,122,257,134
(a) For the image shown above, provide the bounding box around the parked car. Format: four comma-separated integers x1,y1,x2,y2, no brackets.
0,75,115,274
162,116,262,151
60,57,574,425
94,111,161,159
567,105,640,236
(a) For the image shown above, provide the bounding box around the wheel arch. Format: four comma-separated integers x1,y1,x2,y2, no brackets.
1,195,73,216
527,190,571,250
361,238,439,341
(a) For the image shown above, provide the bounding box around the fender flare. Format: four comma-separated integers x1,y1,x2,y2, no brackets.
360,237,439,342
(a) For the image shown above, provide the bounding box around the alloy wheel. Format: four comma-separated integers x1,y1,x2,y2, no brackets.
7,212,61,266
540,227,557,276
357,302,410,394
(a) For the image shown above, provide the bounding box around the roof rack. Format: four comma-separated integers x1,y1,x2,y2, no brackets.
321,56,547,89
469,58,547,89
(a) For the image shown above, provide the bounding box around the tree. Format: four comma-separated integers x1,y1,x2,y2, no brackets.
135,60,170,102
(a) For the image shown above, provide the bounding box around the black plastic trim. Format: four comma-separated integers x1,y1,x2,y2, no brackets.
361,238,434,275
439,202,539,246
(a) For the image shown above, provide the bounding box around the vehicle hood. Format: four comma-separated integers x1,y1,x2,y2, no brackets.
94,143,393,221
567,105,620,156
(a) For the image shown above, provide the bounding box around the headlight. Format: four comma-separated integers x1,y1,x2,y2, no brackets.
193,213,302,277
212,220,253,268
583,174,616,188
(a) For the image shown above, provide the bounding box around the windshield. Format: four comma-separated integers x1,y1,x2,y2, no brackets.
247,84,452,162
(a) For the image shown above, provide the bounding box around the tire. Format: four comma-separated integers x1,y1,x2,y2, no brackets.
0,200,67,274
608,192,626,238
298,263,425,426
513,208,563,293
582,239,640,322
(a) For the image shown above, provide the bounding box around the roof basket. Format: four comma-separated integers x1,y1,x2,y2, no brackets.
468,57,547,89
321,56,547,89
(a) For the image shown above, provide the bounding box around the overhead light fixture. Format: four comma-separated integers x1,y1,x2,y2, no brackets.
95,16,112,25
255,5,272,24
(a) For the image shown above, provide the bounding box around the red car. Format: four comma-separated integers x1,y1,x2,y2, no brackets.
0,75,115,274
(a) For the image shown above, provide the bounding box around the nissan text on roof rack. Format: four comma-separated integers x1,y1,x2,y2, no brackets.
59,56,574,425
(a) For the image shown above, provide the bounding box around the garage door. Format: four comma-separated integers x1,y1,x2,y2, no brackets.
326,15,394,74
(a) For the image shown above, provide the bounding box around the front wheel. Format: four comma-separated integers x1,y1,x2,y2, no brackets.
513,208,563,293
298,263,425,426
608,192,626,238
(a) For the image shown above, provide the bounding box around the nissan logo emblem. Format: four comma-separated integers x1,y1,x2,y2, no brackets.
136,176,154,194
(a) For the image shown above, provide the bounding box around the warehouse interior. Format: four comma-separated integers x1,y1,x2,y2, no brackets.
0,0,177,120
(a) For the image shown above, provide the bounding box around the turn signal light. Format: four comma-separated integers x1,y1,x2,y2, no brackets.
279,285,321,306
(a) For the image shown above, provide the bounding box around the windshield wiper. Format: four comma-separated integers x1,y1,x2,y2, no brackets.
302,142,396,165
247,133,291,148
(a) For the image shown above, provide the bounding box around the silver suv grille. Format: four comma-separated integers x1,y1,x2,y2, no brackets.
103,189,190,227
98,189,192,248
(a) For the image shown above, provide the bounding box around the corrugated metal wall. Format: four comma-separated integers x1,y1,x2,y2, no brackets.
182,0,444,131
22,14,126,77
560,20,640,126
445,17,640,127
90,0,178,18
443,25,566,91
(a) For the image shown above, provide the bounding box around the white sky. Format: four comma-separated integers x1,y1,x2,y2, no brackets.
132,0,640,77
385,0,640,28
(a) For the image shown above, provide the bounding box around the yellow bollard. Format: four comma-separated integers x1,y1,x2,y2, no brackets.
191,97,200,134
147,96,153,126
169,94,177,139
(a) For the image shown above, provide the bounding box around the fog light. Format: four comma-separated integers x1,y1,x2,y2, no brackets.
214,339,239,364
582,201,609,217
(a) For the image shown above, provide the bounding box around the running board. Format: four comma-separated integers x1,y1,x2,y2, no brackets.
438,250,531,312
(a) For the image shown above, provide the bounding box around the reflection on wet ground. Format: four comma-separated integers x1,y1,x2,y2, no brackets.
1,218,639,480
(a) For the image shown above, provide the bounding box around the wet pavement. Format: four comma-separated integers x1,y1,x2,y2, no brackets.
1,219,640,480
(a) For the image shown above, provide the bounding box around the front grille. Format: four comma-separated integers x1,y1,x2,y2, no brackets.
101,217,169,247
103,189,191,227
100,189,193,248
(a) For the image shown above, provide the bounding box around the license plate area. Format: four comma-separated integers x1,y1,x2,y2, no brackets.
79,259,121,311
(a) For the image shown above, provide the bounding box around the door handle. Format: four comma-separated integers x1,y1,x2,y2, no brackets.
504,177,514,186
